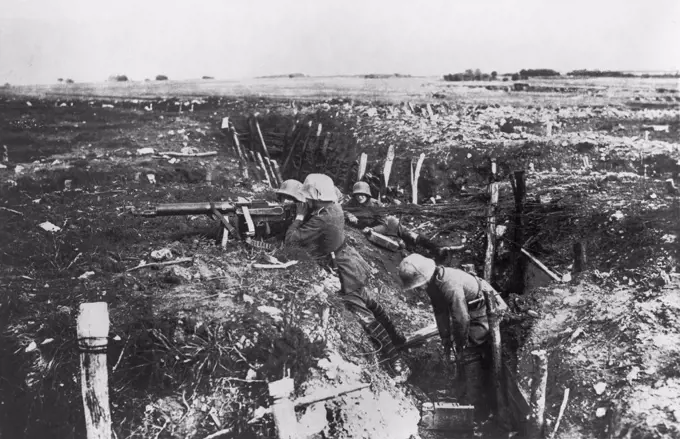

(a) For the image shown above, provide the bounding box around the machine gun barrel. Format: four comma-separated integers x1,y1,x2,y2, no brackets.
140,201,236,217
138,201,288,218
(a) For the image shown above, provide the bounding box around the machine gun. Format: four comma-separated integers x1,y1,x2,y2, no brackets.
138,200,295,247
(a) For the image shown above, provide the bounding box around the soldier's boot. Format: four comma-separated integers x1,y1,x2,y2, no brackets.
462,349,492,421
365,298,407,347
364,321,412,384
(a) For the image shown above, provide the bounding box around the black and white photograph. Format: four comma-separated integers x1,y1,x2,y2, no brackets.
1,1,679,438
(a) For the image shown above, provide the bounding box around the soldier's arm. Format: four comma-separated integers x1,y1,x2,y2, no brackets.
427,291,452,344
285,215,324,248
441,282,470,352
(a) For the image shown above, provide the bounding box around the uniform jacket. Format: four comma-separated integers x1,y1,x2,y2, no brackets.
344,197,383,229
425,266,490,351
285,202,369,294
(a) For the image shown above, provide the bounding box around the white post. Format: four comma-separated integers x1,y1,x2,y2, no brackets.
77,302,112,439
268,378,297,439
358,153,368,181
411,153,425,204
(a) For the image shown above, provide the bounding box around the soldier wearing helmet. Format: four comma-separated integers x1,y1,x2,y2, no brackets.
275,179,305,206
344,181,462,259
285,173,411,382
344,181,382,226
397,254,497,419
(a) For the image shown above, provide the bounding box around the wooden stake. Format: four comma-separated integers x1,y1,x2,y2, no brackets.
320,132,332,158
271,160,283,186
573,242,586,273
230,126,249,179
220,227,229,249
268,378,297,439
481,280,509,426
248,151,264,181
528,350,548,439
282,121,307,172
257,152,272,188
264,156,279,187
358,153,368,181
77,303,112,439
511,170,527,292
382,145,395,200
548,388,570,439
411,153,425,204
483,182,499,281
254,118,279,186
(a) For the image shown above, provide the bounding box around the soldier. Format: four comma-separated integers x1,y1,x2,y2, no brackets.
344,180,461,257
275,179,305,206
286,173,411,382
397,254,496,419
344,181,382,228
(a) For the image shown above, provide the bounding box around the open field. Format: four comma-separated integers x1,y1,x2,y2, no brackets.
0,76,679,438
3,76,679,106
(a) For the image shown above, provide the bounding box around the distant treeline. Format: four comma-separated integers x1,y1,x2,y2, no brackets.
444,69,498,81
567,69,680,78
445,68,680,82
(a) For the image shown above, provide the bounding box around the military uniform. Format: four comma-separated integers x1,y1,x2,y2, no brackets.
285,201,409,380
425,266,493,418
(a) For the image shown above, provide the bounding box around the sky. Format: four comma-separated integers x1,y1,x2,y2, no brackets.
1,0,679,85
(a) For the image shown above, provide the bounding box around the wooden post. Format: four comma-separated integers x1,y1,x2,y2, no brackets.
268,378,297,439
511,170,527,293
248,151,264,181
220,227,229,249
481,281,509,427
264,157,279,187
230,126,249,180
358,153,368,181
320,132,332,159
573,242,586,273
257,152,272,188
77,302,112,439
528,350,548,439
382,145,395,200
254,118,279,186
295,123,319,180
483,161,499,281
310,123,323,168
411,153,425,204
271,160,283,186
282,121,307,172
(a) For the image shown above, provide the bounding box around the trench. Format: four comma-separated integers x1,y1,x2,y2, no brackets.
234,112,539,436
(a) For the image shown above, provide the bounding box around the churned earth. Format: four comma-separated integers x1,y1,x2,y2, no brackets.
0,79,678,438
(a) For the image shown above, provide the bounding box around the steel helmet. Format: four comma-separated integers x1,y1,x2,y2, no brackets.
302,174,337,202
352,181,372,197
275,179,305,202
398,254,437,290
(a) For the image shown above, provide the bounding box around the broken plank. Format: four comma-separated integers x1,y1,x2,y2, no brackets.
159,151,217,157
520,248,562,282
252,261,298,269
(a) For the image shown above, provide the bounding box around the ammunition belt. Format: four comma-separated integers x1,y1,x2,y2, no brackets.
245,238,278,251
